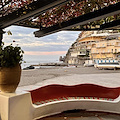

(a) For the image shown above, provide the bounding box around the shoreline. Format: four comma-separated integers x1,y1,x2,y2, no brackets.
22,62,69,70
31,62,68,66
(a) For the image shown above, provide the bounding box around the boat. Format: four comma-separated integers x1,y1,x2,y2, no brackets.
23,65,35,70
94,62,120,70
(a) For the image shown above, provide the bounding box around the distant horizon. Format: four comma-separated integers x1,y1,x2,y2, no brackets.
22,54,64,69
23,54,65,63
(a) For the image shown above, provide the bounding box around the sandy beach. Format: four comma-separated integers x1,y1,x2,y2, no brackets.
18,66,120,90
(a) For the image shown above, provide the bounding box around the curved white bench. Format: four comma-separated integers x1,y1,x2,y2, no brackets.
33,96,120,119
0,84,120,120
30,84,120,119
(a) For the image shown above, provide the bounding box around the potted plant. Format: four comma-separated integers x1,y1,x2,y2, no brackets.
0,42,24,93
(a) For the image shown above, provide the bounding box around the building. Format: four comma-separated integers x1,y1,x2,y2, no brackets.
64,30,120,65
90,31,120,60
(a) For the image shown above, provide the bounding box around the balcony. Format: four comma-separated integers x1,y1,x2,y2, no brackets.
114,44,120,47
101,51,105,53
91,51,99,54
96,45,106,48
79,53,86,56
105,51,111,53
101,45,106,48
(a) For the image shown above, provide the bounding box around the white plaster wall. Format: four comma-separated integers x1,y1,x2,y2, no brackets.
0,91,34,120
33,97,120,119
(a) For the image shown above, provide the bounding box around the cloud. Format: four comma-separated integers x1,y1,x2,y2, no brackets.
3,25,80,54
25,51,67,55
22,44,70,52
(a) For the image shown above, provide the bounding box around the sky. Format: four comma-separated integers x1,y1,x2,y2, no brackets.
3,25,80,62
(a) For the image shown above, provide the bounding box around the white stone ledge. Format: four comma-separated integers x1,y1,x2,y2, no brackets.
0,91,120,120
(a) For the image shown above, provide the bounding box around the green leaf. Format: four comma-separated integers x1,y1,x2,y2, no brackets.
0,43,24,67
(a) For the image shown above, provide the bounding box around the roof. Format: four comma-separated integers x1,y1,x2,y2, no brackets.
0,0,120,37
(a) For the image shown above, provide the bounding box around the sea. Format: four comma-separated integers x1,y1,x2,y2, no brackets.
21,54,64,69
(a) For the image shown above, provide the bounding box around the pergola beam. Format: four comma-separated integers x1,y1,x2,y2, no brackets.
0,29,5,46
65,19,120,31
100,19,120,30
34,2,120,37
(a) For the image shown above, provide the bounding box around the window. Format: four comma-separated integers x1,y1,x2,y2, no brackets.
111,49,113,53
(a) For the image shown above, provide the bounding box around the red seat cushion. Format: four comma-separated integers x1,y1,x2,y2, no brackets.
29,84,120,103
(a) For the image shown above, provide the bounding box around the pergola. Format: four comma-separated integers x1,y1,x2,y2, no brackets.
1,1,120,119
0,0,120,41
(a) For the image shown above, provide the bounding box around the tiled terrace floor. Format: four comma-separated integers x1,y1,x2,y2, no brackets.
38,110,120,120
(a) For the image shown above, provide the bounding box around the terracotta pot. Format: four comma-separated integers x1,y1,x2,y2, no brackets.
0,64,21,93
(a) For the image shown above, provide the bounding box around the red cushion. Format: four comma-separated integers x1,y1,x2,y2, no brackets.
29,84,120,103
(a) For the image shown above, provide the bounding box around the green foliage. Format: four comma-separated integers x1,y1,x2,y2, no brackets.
0,43,24,68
